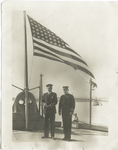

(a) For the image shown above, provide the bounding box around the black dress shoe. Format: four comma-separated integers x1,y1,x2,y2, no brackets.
42,136,49,138
67,138,71,141
51,137,55,140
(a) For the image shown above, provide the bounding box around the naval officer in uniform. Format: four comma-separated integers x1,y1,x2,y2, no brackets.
59,86,75,141
42,84,57,140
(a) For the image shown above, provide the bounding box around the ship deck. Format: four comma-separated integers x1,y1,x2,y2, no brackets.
12,127,109,149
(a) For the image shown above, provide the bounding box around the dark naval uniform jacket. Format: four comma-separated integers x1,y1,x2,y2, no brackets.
59,93,75,139
59,93,75,115
42,92,57,114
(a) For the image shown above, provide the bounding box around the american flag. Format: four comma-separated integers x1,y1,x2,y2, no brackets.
27,15,95,79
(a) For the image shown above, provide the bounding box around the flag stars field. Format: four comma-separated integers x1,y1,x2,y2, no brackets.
28,16,69,49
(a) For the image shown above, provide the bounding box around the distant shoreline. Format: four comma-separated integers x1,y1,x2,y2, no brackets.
12,97,108,102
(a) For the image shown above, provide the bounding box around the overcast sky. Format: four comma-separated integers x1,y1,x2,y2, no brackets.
12,2,118,99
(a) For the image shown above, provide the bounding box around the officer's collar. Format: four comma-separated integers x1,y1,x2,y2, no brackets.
65,93,69,95
47,91,52,95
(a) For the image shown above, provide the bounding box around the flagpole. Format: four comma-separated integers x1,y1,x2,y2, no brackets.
39,74,43,117
89,78,92,126
24,11,29,130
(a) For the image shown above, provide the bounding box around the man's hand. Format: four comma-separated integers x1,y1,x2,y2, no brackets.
43,103,47,107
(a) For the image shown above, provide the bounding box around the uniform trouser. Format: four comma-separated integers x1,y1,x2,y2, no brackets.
44,112,55,137
62,112,72,139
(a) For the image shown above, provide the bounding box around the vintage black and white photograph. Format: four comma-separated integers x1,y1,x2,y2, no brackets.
2,1,118,150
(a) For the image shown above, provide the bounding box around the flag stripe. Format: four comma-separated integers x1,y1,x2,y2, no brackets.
76,70,90,83
33,39,88,66
64,60,95,78
34,49,63,62
34,42,89,70
34,52,62,62
34,46,64,62
65,46,82,58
